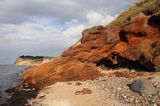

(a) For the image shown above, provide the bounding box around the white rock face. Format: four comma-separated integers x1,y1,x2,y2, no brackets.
15,56,54,66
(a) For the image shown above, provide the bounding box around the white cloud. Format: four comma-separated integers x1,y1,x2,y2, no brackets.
87,12,107,25
0,12,115,63
0,0,136,24
0,12,116,50
86,11,117,27
63,24,84,39
0,0,136,64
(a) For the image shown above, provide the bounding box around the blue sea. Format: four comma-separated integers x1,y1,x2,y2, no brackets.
0,65,28,104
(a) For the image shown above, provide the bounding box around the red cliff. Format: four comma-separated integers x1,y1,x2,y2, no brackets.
22,0,160,89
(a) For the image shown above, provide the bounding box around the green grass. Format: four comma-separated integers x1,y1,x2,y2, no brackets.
107,0,160,28
19,55,53,62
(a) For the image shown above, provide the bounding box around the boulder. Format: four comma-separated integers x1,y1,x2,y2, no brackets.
129,79,157,96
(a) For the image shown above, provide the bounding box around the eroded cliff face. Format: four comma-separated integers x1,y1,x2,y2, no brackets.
22,0,160,89
23,57,102,88
15,56,54,66
62,14,160,71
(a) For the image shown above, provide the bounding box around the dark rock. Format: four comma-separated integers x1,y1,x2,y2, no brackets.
4,86,38,106
75,82,82,86
75,88,92,95
67,82,72,85
130,79,157,96
148,14,160,27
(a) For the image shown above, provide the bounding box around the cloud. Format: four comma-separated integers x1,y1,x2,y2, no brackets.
0,0,136,64
0,0,136,24
86,12,116,27
0,11,116,49
0,57,5,59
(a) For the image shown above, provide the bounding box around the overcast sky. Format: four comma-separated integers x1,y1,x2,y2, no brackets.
0,0,136,64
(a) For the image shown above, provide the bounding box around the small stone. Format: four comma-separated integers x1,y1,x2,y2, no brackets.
123,95,127,98
32,88,35,90
37,93,45,99
75,91,82,95
67,82,72,85
75,88,92,95
135,100,138,103
130,69,136,72
118,87,122,91
75,82,82,86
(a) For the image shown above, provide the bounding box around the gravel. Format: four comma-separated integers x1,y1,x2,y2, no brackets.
85,75,160,106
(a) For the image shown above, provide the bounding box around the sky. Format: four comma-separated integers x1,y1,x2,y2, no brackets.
0,0,136,64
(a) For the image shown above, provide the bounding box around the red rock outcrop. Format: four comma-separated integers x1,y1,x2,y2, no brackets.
22,0,160,89
62,15,160,71
23,57,102,89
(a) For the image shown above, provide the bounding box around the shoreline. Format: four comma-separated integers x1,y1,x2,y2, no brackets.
0,65,30,106
2,69,160,106
26,70,160,106
2,86,38,106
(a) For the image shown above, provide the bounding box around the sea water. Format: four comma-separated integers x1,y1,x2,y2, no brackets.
0,65,28,104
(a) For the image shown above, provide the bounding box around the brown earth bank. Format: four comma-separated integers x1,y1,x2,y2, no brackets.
22,0,160,90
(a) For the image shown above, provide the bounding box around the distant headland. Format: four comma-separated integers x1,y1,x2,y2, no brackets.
15,55,54,66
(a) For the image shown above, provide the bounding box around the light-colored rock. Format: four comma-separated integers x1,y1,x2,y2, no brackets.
15,56,54,66
130,79,157,96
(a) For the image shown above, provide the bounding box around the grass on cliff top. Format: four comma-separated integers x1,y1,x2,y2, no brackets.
20,55,53,59
19,55,53,62
107,0,160,28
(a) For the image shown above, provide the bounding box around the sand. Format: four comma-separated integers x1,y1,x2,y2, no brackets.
28,81,127,106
